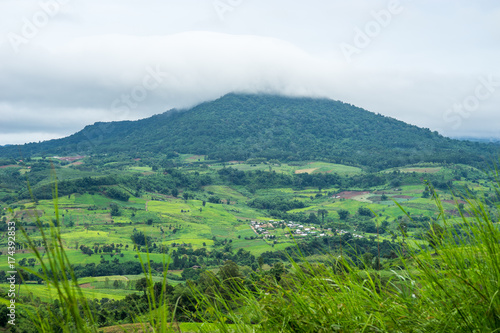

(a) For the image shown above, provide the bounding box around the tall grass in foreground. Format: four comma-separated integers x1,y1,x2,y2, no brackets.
17,170,500,332
133,241,181,333
17,169,98,332
400,186,500,332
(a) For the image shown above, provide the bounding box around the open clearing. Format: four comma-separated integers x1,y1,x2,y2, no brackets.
0,165,20,169
400,167,441,173
295,168,318,174
351,193,373,203
334,191,371,199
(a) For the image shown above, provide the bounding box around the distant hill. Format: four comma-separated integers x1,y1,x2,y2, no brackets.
0,93,498,169
454,137,500,144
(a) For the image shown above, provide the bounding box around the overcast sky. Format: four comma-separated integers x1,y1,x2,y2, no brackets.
0,0,499,145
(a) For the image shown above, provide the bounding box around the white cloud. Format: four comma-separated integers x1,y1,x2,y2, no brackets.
0,1,499,145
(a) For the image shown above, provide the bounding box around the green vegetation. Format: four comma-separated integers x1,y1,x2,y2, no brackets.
0,157,499,331
1,176,499,332
0,94,499,331
1,94,498,169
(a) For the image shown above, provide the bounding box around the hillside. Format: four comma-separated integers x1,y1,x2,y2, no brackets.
1,93,497,169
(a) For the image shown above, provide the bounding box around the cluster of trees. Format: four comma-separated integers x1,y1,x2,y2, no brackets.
20,175,119,200
79,242,125,256
0,158,15,166
217,167,342,189
139,169,212,194
62,261,147,279
105,187,130,201
130,230,151,246
79,245,94,256
248,197,306,211
168,245,257,270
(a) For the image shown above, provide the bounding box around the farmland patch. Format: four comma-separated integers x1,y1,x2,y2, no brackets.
334,191,371,199
295,168,318,174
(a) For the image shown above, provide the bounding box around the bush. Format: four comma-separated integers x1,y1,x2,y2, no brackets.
106,187,130,201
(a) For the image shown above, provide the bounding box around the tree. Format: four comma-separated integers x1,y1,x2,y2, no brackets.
217,260,243,295
317,209,328,224
171,188,179,197
270,262,286,282
135,277,148,296
258,256,264,271
208,196,221,204
182,267,203,281
338,209,350,220
358,207,374,217
131,231,150,246
359,220,377,233
0,304,8,327
79,245,93,256
153,281,174,301
106,187,130,201
308,212,319,224
110,203,121,217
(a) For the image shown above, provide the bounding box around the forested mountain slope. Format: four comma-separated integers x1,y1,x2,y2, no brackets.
1,93,497,169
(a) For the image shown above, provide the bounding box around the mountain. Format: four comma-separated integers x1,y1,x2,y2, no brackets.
0,93,498,169
454,137,500,144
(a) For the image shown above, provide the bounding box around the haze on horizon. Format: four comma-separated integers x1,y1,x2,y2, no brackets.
0,0,499,146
